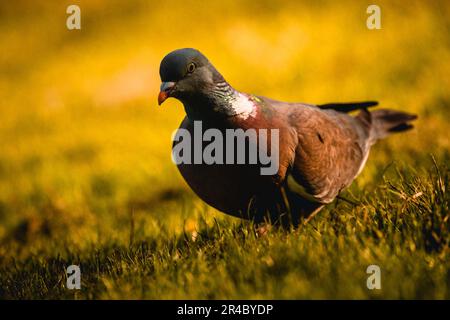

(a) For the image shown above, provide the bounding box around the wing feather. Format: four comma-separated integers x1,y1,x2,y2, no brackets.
287,107,371,203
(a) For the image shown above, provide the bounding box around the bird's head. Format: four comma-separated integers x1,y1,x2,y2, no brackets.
158,48,226,106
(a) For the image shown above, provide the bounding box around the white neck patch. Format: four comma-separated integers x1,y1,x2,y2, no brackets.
232,93,257,120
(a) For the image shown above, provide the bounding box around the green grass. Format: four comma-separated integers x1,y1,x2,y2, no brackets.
0,0,449,299
0,159,448,299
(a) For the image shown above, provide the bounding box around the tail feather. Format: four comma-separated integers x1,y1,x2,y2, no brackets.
367,109,418,141
318,101,378,113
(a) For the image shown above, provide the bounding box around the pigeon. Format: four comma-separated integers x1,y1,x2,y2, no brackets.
158,48,417,227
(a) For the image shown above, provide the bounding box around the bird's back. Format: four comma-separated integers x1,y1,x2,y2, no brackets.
255,97,371,204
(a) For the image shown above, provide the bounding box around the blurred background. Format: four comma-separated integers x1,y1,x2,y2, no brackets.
0,0,449,295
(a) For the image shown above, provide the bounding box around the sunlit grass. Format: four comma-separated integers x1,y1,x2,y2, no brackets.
0,0,449,299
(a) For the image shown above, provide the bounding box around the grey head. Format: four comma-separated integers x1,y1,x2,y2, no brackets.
158,48,240,120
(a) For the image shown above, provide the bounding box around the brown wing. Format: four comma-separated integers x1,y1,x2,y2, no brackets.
287,106,371,204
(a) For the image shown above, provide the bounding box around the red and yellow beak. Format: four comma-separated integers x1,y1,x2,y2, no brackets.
158,81,176,105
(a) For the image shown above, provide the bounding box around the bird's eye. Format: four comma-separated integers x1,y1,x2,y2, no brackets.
187,62,196,73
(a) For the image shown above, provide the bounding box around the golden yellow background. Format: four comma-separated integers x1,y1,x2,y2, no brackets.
0,0,448,299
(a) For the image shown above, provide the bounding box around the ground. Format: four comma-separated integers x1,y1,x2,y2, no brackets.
0,0,449,299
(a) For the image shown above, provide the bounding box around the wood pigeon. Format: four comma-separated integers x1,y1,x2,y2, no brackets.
158,48,417,227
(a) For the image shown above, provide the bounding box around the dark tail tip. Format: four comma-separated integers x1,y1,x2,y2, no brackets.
371,109,418,139
389,123,415,133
